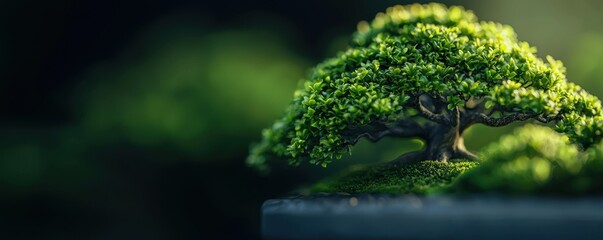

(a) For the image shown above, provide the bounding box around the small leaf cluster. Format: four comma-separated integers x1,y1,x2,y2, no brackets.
248,3,603,170
553,83,603,146
490,71,603,147
451,125,603,195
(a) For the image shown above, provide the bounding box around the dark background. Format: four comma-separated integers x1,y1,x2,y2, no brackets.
2,0,603,239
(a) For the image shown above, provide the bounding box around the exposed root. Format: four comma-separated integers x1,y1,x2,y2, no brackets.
389,149,478,167
389,151,427,167
453,149,479,161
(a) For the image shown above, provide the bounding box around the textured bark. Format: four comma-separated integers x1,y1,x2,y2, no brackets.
390,125,476,165
342,120,428,145
425,125,461,162
346,99,560,165
390,151,427,166
391,107,477,164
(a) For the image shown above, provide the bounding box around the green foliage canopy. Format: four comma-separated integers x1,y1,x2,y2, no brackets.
248,3,603,171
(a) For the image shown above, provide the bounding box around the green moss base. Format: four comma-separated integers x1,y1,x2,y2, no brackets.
309,160,478,194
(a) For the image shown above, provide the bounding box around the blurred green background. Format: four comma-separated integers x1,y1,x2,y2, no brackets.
1,0,603,239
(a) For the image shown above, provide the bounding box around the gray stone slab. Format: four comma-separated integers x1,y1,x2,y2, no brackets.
262,194,603,240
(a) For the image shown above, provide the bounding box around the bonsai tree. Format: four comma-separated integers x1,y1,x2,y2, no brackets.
248,3,603,171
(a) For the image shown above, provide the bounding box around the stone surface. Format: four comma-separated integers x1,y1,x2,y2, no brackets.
262,194,603,240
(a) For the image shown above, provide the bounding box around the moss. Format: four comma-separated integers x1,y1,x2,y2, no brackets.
309,160,478,194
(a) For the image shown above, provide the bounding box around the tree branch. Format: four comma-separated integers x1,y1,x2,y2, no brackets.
535,114,563,123
342,120,428,144
470,112,537,127
389,151,427,166
417,96,452,125
462,109,563,129
453,149,478,161
390,120,428,138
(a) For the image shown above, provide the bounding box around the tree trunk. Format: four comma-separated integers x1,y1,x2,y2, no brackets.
392,124,477,165
425,124,475,162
